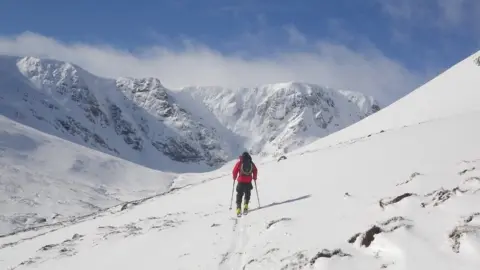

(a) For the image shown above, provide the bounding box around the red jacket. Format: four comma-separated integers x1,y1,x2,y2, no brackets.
232,156,258,183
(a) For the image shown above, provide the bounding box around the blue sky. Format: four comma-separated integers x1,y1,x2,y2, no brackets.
0,0,479,104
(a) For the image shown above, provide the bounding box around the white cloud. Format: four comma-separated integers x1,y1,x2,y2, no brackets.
0,31,427,105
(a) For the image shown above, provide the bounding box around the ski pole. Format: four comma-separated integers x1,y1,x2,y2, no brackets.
229,179,235,209
254,179,260,207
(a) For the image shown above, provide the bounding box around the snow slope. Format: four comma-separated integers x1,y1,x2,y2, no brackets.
1,51,480,269
304,51,480,151
0,114,176,235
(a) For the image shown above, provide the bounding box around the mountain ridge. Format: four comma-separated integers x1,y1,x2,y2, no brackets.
0,55,381,169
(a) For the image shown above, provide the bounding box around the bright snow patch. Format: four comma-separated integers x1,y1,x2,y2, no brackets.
0,115,175,235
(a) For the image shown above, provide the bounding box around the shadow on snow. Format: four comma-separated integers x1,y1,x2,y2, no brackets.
250,194,312,213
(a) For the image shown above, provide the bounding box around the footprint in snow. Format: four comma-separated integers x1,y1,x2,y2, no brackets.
13,234,85,269
97,213,185,240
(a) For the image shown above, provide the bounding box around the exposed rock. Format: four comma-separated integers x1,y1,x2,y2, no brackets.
280,251,309,270
379,193,417,209
309,248,352,265
266,217,292,229
421,187,468,207
463,212,480,223
396,172,422,186
349,216,413,247
459,167,476,175
39,243,58,251
449,225,480,253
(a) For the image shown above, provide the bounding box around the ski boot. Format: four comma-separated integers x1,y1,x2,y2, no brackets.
236,207,242,217
243,203,249,215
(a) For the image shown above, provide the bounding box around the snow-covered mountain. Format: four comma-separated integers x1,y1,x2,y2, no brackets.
179,83,379,156
0,55,379,234
1,50,480,270
0,56,231,172
0,55,380,171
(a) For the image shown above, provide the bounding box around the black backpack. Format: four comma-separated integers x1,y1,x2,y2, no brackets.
240,152,254,176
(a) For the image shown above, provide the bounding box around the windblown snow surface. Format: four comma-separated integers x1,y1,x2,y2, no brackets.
1,51,480,269
0,114,177,235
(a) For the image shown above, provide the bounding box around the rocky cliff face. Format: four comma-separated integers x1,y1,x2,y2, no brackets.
181,82,381,156
0,56,229,172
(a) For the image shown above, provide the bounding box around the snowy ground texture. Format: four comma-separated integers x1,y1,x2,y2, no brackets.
1,51,480,269
0,114,176,235
2,110,480,270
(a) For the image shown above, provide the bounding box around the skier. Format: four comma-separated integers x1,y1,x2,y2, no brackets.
232,151,258,215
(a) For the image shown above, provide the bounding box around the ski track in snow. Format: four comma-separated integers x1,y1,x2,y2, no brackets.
219,217,248,270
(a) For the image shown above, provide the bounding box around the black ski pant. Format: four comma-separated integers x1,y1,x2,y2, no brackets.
236,182,253,208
